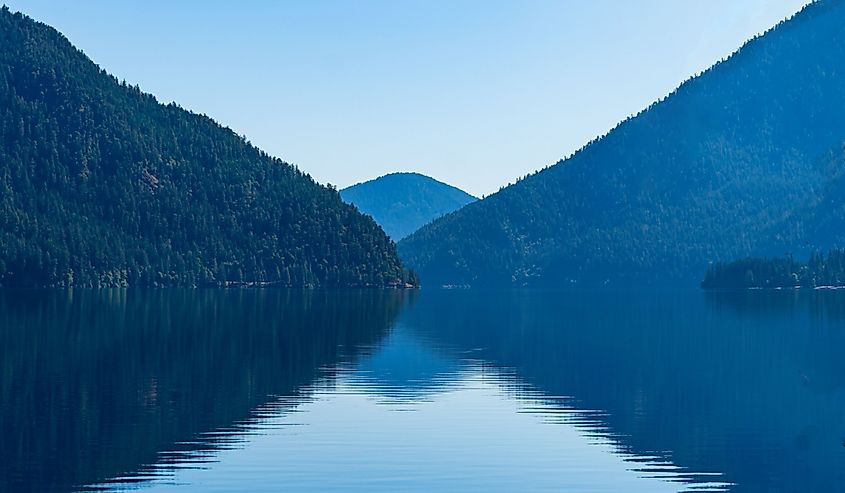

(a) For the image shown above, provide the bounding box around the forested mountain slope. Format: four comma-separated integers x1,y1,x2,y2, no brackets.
399,0,845,287
341,173,476,240
0,7,404,288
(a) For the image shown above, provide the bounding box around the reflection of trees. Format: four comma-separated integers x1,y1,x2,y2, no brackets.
401,289,845,492
705,288,845,322
0,289,406,493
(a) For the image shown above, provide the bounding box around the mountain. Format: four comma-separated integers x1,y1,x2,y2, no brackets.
399,0,845,287
0,7,406,288
340,173,476,240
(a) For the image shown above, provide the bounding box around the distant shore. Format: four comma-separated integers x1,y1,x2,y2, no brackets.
701,250,845,290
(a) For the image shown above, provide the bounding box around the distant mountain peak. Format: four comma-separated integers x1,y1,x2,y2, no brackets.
341,172,476,241
349,172,469,188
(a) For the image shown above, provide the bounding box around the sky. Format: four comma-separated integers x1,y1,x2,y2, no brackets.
6,0,810,197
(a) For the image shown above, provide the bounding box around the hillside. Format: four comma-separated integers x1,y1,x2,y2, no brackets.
399,0,845,287
341,173,476,240
0,7,405,288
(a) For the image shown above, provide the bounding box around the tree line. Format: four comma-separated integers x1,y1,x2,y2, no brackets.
701,249,845,289
0,7,415,288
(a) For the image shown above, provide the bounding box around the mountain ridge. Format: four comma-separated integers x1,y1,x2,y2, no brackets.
0,6,406,288
399,0,844,287
341,172,476,240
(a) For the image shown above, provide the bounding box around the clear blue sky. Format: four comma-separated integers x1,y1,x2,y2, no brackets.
6,0,809,196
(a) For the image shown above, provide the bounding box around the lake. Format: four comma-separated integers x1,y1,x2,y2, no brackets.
1,288,844,492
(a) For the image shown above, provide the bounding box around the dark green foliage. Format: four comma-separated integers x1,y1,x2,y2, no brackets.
399,0,845,287
0,7,404,287
701,249,845,289
702,256,802,289
340,172,476,240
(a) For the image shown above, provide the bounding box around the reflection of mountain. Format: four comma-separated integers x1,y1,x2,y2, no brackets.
399,289,845,492
7,288,844,492
0,289,406,493
351,324,464,401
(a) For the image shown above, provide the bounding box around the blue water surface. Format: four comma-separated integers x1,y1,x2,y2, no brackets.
1,288,843,492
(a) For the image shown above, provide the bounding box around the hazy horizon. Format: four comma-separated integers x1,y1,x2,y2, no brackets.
5,0,809,196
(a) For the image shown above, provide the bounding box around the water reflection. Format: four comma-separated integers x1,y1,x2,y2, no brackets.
0,289,405,492
131,360,724,493
2,288,845,492
402,289,845,492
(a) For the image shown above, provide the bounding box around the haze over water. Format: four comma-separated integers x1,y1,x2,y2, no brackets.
2,288,844,492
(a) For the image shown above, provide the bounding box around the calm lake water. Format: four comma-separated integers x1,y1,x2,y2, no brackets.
2,288,845,492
